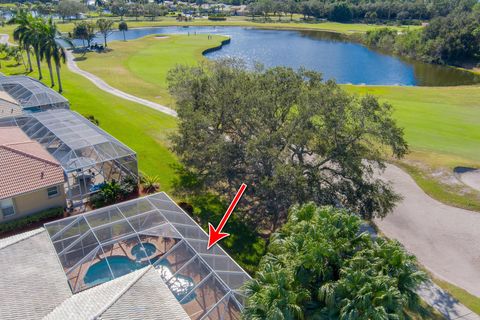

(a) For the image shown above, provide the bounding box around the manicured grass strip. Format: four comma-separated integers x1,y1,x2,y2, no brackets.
75,34,227,108
433,277,480,315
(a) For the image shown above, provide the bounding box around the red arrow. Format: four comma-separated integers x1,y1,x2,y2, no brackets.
207,183,247,250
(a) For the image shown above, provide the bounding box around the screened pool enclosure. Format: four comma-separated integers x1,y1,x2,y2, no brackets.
0,109,137,203
0,76,69,118
45,193,249,319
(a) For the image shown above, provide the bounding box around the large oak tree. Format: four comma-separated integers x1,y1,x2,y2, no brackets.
168,60,407,234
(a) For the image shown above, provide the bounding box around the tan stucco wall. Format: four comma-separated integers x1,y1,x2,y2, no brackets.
0,184,66,223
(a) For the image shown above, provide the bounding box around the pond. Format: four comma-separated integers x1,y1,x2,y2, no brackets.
73,26,480,86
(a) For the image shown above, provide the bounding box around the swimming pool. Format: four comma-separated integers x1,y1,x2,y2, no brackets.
84,256,144,286
83,255,196,303
131,243,157,260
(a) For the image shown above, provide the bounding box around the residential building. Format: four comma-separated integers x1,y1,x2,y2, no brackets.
0,109,138,206
0,192,247,319
0,127,66,222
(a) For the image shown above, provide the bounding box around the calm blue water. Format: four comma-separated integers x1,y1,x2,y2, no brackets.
71,26,480,86
84,256,143,286
83,255,196,303
131,243,157,260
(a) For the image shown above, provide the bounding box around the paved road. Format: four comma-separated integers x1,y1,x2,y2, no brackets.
64,45,479,318
377,164,480,298
65,50,177,117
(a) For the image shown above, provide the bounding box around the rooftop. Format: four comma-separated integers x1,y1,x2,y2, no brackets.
0,127,64,200
0,229,189,320
0,192,249,319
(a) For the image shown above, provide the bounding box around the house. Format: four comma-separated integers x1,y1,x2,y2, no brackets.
0,127,66,223
0,109,138,207
0,192,248,319
0,75,69,119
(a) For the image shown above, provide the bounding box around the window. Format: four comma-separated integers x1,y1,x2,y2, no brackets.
47,186,59,198
1,199,15,217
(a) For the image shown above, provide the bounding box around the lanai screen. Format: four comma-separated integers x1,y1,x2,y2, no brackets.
0,75,69,112
45,193,249,319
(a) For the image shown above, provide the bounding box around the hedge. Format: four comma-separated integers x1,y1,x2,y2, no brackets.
0,207,64,235
208,16,227,21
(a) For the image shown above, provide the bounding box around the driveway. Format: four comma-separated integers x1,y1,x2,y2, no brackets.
377,164,480,297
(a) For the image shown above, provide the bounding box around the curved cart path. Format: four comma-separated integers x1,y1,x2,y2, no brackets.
65,50,177,117
65,47,479,318
378,164,480,299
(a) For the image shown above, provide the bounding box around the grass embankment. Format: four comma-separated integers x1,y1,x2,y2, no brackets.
74,34,228,108
0,52,178,191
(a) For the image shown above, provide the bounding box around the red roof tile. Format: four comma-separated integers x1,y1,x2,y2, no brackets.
0,127,64,200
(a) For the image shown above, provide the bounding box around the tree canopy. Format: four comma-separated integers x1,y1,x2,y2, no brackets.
168,60,407,235
243,203,427,319
364,4,480,65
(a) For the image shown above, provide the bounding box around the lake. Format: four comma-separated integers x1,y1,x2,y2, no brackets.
74,26,480,86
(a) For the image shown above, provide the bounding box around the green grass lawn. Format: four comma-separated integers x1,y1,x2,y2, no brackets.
344,85,480,164
74,34,227,108
0,57,179,191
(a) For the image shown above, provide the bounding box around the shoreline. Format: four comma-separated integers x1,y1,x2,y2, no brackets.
110,23,480,83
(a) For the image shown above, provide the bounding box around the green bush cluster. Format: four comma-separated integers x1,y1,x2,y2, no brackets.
90,176,138,208
0,207,64,235
243,203,427,319
208,16,227,21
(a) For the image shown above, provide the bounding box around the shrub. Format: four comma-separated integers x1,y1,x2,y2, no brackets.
208,16,227,21
83,114,100,126
90,176,139,208
0,207,64,235
140,173,161,194
121,175,139,195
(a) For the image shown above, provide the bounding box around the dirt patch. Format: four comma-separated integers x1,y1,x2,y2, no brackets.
154,36,170,40
454,167,480,191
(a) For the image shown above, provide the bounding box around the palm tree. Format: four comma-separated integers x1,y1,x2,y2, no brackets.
40,21,55,87
11,10,33,72
52,44,66,94
41,20,66,93
243,204,427,319
24,19,44,80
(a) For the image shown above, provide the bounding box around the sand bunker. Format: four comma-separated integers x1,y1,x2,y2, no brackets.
454,167,480,191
